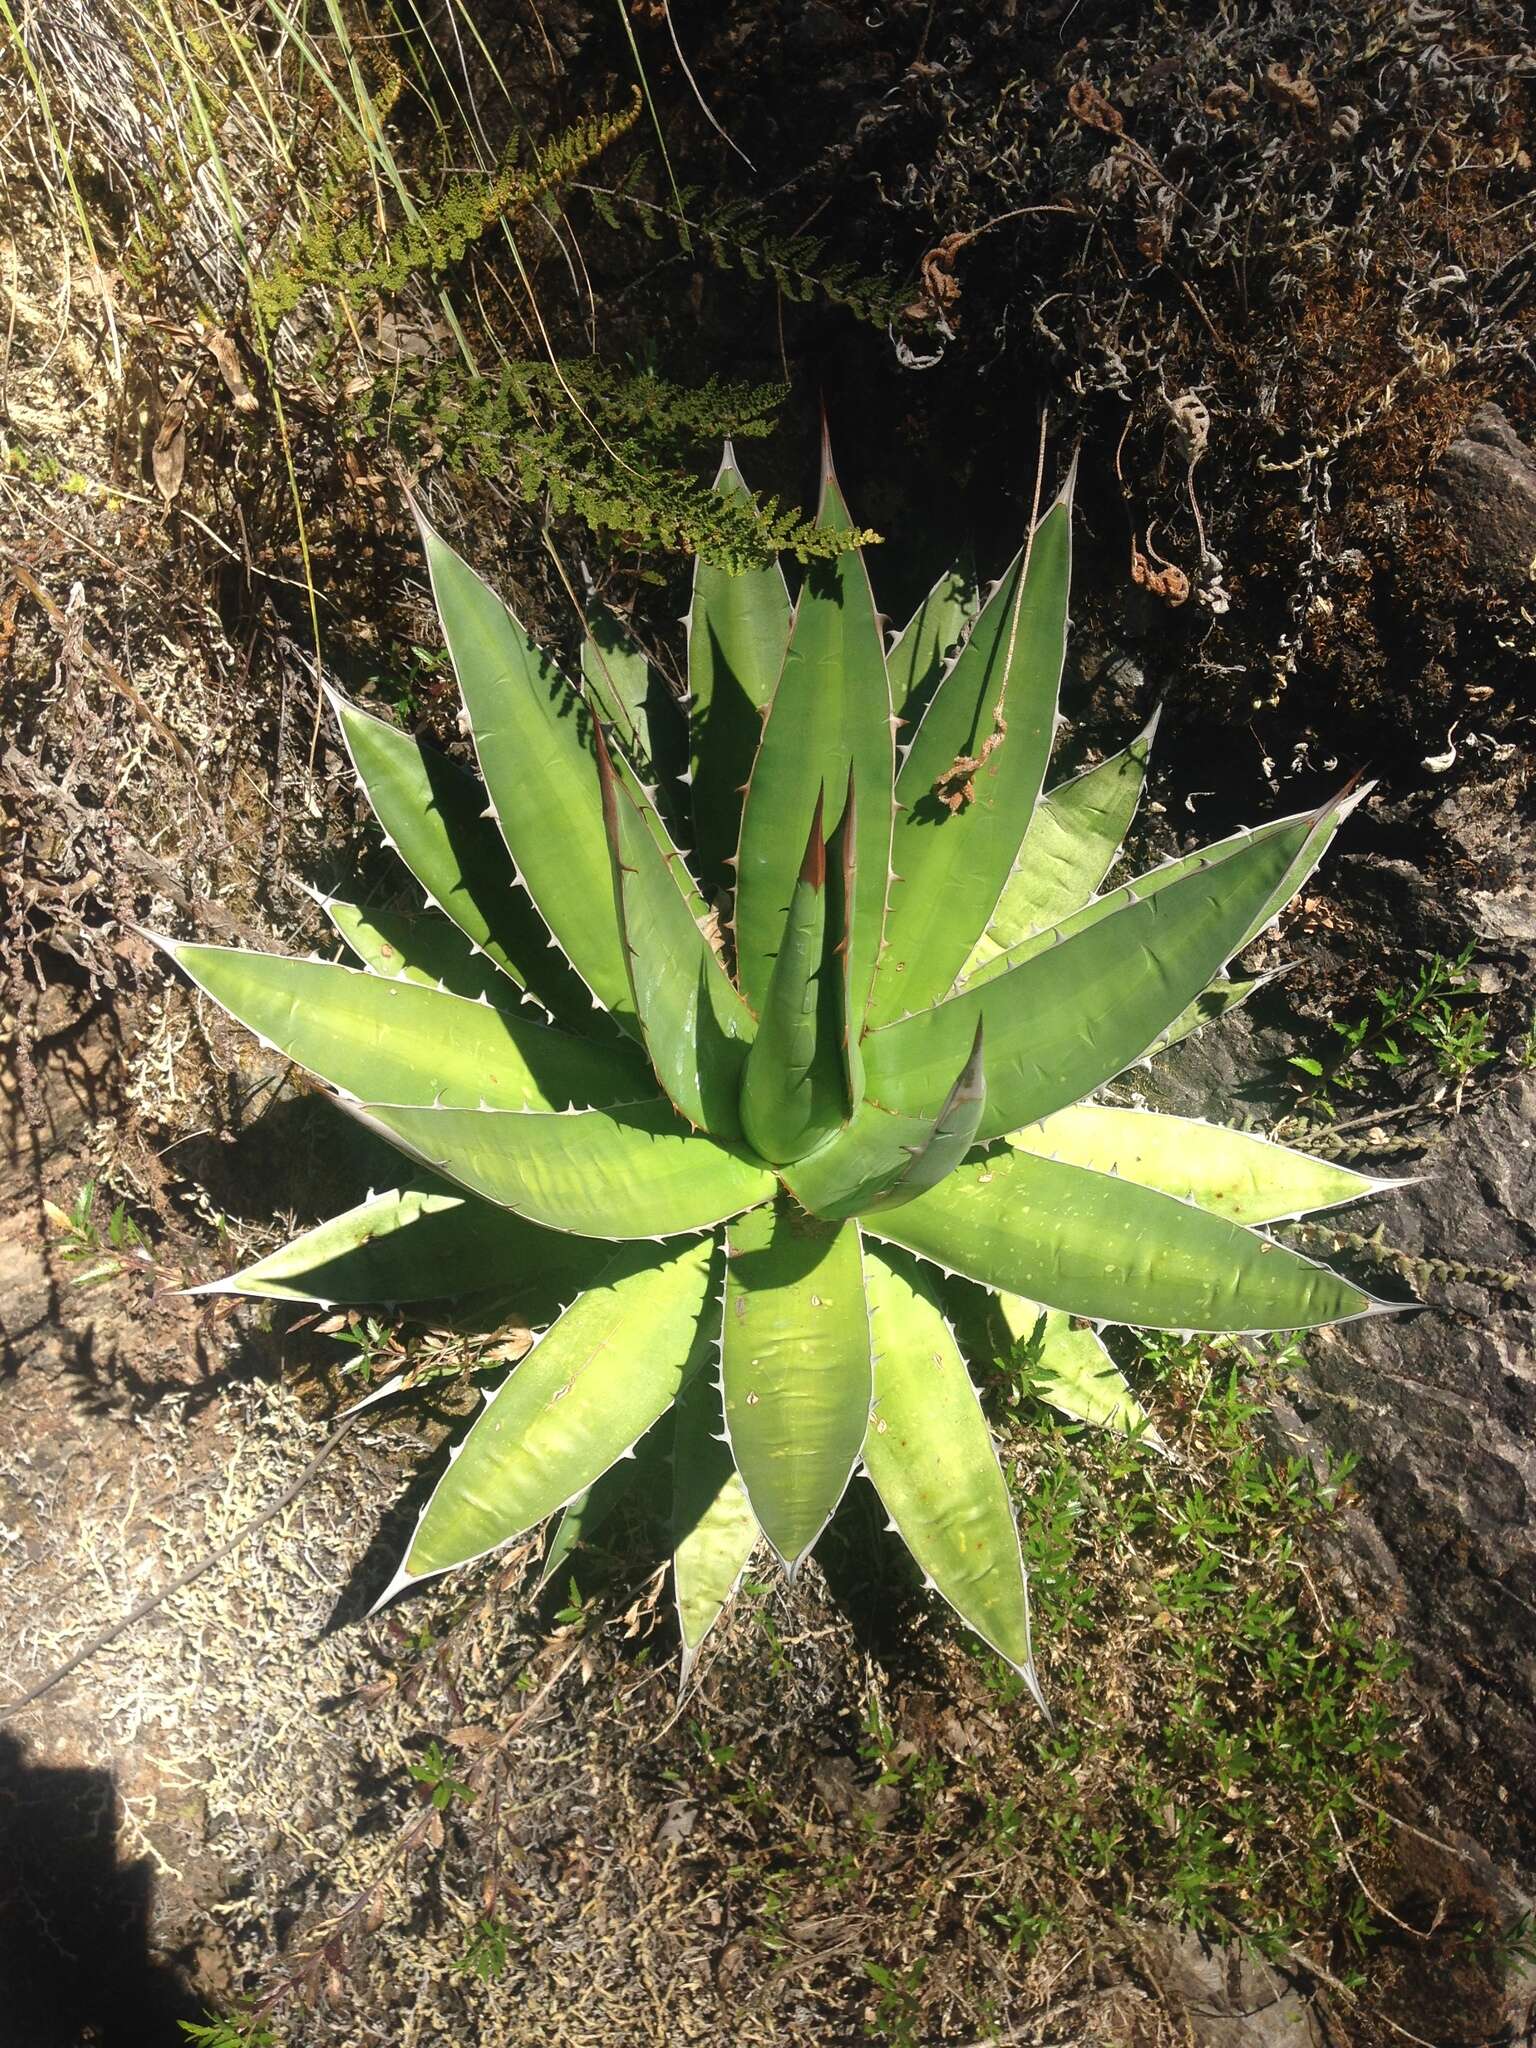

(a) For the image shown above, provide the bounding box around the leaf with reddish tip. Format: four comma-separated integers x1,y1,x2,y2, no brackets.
870,482,1073,1026
738,776,860,1164
734,441,894,1022
419,516,708,1031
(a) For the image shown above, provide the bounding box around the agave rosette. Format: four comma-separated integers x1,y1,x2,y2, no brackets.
161,439,1401,1700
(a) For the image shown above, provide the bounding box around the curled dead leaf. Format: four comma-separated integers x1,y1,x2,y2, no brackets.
446,1724,498,1752
152,411,186,503
1203,82,1250,121
904,231,969,327
1264,61,1320,117
1068,79,1124,135
1136,213,1169,263
201,326,257,411
933,706,1008,813
1131,539,1190,607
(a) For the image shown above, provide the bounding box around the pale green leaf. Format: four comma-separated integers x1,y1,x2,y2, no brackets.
998,1294,1163,1447
863,1246,1038,1681
672,1371,759,1679
721,1203,871,1570
159,940,651,1111
863,1146,1385,1332
1008,1104,1388,1224
193,1182,601,1309
354,1098,777,1239
386,1237,718,1592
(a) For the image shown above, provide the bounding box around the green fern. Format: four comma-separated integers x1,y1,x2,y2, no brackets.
252,93,642,329
357,360,877,568
587,177,914,328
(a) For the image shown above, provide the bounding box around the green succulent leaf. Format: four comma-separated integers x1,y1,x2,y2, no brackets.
864,1019,987,1209
319,894,519,1008
160,941,651,1111
1148,974,1266,1059
420,514,706,1027
998,1295,1164,1447
1009,1104,1387,1225
864,1146,1382,1332
330,690,590,1021
594,721,752,1136
353,1098,777,1239
734,444,894,1020
738,784,858,1163
961,792,1361,996
783,1016,986,1221
384,1237,718,1597
864,800,1333,1142
688,448,793,894
862,1246,1038,1682
965,706,1158,980
192,1182,603,1310
870,481,1072,1026
538,1415,673,1591
672,1370,760,1682
721,1202,871,1570
887,554,978,725
582,609,654,766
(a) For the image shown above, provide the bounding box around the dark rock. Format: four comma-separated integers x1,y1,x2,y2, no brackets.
1433,405,1536,596
1264,1071,1536,2039
1279,1072,1536,1844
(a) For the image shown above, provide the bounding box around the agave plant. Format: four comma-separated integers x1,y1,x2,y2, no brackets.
157,438,1401,1701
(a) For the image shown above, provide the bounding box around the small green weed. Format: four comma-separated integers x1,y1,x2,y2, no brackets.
179,2013,276,2048
407,1739,475,1810
43,1180,151,1288
861,1957,927,2044
1289,945,1498,1113
451,1915,513,1982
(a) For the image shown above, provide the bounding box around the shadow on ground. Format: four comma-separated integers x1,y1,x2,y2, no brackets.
0,1732,203,2047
